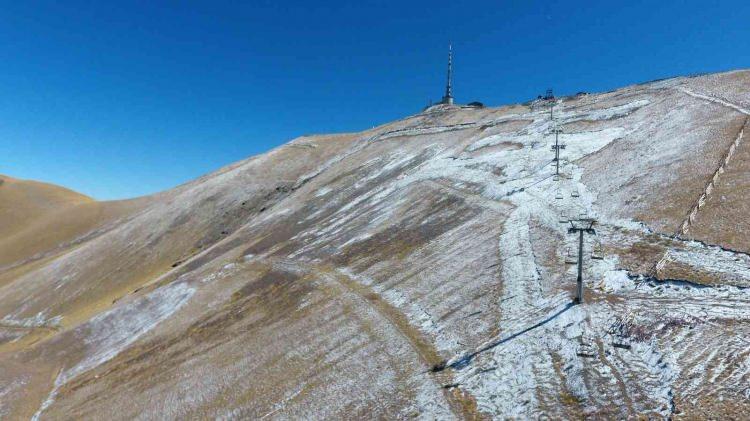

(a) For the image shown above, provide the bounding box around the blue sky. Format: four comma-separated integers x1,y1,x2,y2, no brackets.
2,0,748,200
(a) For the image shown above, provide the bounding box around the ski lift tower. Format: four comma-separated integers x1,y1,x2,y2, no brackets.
568,218,596,304
544,88,555,119
550,125,565,176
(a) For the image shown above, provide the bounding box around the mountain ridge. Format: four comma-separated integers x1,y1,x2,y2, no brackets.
2,69,750,419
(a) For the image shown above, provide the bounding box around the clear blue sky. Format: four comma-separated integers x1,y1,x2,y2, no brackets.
2,1,748,200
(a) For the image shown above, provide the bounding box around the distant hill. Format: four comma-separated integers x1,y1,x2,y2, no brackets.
0,175,92,237
0,175,145,287
1,70,750,420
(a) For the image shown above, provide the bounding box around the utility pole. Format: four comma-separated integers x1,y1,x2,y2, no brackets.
550,126,565,176
568,219,596,304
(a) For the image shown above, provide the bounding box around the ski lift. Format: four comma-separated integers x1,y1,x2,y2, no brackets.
612,338,631,350
555,191,563,200
571,190,580,198
553,174,560,182
559,211,568,224
591,244,604,260
576,333,596,358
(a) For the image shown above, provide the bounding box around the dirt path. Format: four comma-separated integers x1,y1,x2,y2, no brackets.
0,323,60,351
677,87,750,116
266,256,482,420
0,323,58,333
425,179,511,213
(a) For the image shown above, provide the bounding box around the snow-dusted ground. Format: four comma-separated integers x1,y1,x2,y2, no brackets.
3,70,750,419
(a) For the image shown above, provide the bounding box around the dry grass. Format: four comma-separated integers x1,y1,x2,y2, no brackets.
0,175,92,238
4,71,750,419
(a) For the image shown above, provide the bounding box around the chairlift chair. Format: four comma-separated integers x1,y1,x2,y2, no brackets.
571,190,580,198
612,337,632,350
555,191,563,200
577,334,597,357
591,244,605,260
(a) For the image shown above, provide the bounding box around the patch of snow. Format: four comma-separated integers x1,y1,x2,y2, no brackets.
598,269,636,293
1,312,62,328
314,186,332,197
63,281,195,384
32,281,195,420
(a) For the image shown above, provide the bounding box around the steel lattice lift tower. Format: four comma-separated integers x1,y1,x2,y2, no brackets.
550,125,565,176
544,88,555,119
568,219,596,304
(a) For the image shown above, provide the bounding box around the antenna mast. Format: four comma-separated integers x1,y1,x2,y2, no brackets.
441,43,454,105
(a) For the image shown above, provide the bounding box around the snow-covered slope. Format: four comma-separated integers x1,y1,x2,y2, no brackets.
2,70,750,419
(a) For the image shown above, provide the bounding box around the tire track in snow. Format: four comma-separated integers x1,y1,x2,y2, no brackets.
593,337,636,415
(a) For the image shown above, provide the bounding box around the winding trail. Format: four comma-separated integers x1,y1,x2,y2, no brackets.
677,87,750,116
263,256,479,420
0,323,59,333
424,179,510,213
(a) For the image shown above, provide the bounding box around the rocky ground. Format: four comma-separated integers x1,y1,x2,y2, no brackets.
1,70,749,419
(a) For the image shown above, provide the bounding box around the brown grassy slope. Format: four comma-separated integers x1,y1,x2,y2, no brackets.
687,118,750,251
0,175,148,287
0,175,92,238
28,129,504,420
0,133,360,329
0,134,364,420
0,200,146,273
